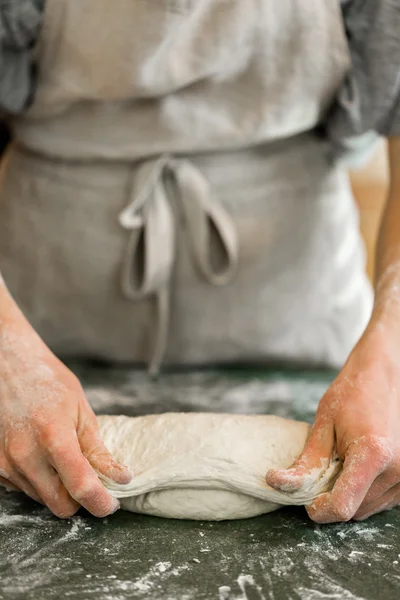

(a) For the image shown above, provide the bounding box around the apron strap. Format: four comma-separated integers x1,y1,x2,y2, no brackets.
118,155,238,374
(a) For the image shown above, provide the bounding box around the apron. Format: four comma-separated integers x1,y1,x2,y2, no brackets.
0,0,373,371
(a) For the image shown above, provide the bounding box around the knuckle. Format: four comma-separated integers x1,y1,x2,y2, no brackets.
70,480,100,504
349,435,394,471
5,436,31,466
39,426,65,454
366,436,394,469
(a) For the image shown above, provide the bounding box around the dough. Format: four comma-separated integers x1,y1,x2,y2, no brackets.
97,413,340,521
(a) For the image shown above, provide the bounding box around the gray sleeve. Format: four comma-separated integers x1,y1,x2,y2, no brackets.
327,0,400,151
0,0,45,114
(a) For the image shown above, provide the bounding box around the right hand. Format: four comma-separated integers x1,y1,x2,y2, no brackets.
0,289,132,518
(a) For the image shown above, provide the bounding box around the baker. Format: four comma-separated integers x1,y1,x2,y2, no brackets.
0,0,399,523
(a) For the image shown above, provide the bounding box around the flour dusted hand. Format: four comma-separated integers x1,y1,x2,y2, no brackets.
0,280,131,518
266,327,400,523
96,413,341,521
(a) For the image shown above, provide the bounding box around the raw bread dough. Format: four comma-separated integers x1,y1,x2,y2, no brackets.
97,413,340,520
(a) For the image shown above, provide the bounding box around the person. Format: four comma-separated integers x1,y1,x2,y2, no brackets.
0,0,399,523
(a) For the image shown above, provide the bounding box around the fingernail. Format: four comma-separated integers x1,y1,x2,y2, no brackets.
266,468,286,481
114,461,132,472
266,469,303,492
114,465,133,484
269,467,301,478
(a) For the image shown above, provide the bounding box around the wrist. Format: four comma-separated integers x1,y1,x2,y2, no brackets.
0,283,22,327
0,284,44,354
358,308,400,370
369,274,400,338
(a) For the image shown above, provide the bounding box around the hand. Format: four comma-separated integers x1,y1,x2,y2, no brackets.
0,314,132,518
266,325,400,523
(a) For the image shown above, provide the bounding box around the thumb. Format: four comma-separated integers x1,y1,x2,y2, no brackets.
79,418,133,485
266,416,335,492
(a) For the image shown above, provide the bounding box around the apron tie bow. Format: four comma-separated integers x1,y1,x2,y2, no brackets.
119,155,238,374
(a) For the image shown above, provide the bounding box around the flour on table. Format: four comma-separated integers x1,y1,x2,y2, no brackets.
97,413,340,520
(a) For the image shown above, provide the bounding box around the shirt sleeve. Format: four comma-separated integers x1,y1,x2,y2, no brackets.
0,0,45,114
327,0,400,155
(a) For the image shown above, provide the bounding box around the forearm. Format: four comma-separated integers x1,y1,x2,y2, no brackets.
0,273,44,354
0,274,16,322
368,137,400,334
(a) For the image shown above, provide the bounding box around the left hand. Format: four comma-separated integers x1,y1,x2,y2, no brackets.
266,324,400,523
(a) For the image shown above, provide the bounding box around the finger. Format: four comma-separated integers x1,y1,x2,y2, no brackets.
266,418,335,492
12,450,80,518
307,441,388,523
26,468,80,519
79,418,132,485
354,483,400,521
2,456,42,503
0,465,19,491
3,441,45,504
0,475,20,492
6,470,43,504
354,471,398,510
46,428,120,517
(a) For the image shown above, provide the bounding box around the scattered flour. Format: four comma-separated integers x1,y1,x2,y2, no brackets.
219,585,232,600
0,513,49,527
348,551,364,564
337,525,379,541
238,574,266,600
296,564,366,600
61,517,87,542
126,561,190,595
218,575,266,600
295,587,365,600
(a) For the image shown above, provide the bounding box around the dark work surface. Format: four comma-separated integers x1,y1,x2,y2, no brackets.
0,366,399,600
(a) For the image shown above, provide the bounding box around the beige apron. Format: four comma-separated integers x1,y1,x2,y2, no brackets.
0,0,373,371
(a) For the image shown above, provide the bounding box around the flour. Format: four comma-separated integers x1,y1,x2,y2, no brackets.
128,561,190,595
337,525,380,541
296,562,366,600
295,586,365,600
238,575,266,600
218,574,267,600
61,517,87,541
0,512,49,527
219,585,232,600
271,555,295,577
348,550,365,563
